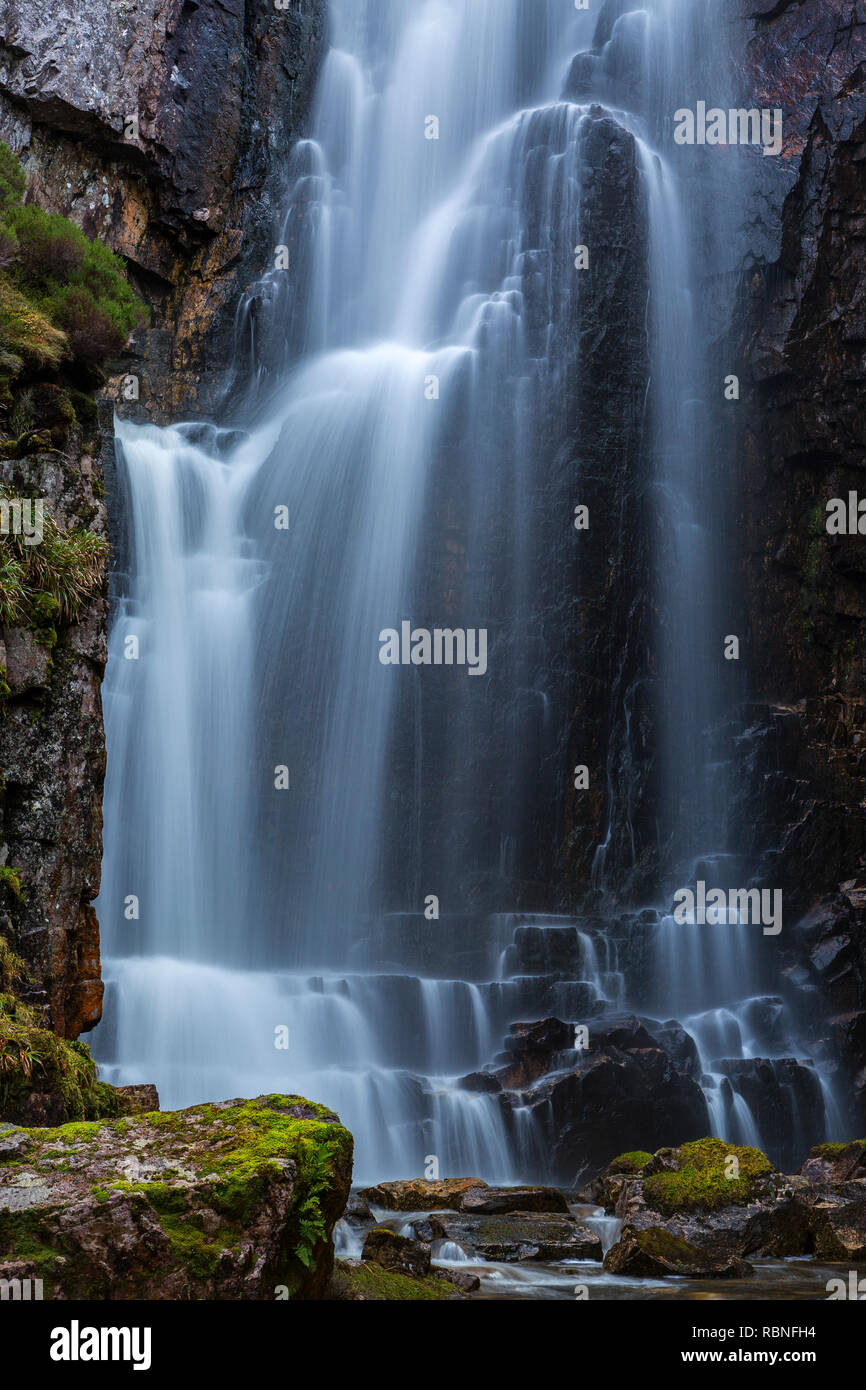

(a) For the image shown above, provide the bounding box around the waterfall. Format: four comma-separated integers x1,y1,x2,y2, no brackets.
91,0,834,1184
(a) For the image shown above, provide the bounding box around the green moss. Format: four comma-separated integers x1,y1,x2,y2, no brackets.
38,1095,354,1298
609,1150,654,1173
0,934,26,991
0,867,24,903
327,1259,458,1301
643,1138,774,1215
810,1139,866,1159
0,993,119,1126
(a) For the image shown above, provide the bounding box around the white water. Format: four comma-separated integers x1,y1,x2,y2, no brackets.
91,0,831,1185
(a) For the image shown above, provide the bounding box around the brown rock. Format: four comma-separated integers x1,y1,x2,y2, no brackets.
605,1227,754,1278
358,1177,488,1212
362,1228,432,1278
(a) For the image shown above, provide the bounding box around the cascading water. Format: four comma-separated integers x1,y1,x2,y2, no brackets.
92,0,837,1187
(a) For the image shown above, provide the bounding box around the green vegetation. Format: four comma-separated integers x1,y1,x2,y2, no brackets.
810,1139,866,1159
0,933,25,993
608,1150,654,1173
0,489,107,629
0,991,118,1125
0,1095,353,1299
327,1259,459,1301
0,141,146,420
643,1138,774,1214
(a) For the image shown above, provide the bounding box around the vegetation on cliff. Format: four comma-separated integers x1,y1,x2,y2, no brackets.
0,486,107,631
0,938,118,1124
0,141,146,409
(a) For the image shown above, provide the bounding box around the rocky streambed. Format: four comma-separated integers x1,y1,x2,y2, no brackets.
329,1140,866,1301
1,1083,863,1301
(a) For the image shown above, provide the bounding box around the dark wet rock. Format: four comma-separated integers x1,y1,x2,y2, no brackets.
362,1228,432,1279
521,1044,710,1186
647,1022,702,1078
716,1056,826,1172
343,1192,375,1227
459,1185,570,1215
434,1212,603,1263
800,1140,866,1184
435,1267,481,1293
604,1226,754,1278
494,1018,574,1087
458,1071,502,1094
411,1217,447,1244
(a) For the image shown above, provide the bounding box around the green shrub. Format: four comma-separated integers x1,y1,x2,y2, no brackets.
0,141,147,417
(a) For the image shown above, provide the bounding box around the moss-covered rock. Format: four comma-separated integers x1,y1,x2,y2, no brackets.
0,1093,353,1299
801,1139,866,1183
0,991,118,1125
608,1150,654,1175
642,1138,774,1214
603,1226,754,1279
326,1257,463,1301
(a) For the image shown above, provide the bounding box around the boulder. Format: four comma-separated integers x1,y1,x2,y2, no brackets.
343,1191,374,1227
362,1228,431,1278
115,1084,159,1116
458,1185,570,1215
800,1140,866,1184
358,1177,487,1212
433,1212,603,1263
604,1227,754,1278
0,1094,352,1299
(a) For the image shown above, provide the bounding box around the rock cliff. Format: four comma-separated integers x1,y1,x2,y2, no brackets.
0,1,325,1040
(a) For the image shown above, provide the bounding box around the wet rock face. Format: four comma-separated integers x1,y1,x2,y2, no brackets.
0,4,325,1038
0,426,109,1037
489,1014,710,1186
0,0,327,420
717,0,866,1132
604,1227,754,1279
0,1094,353,1300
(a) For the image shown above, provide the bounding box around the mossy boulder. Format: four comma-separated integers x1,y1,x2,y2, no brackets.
326,1258,464,1301
362,1226,431,1277
642,1138,774,1214
0,991,118,1126
603,1226,754,1279
608,1150,654,1174
0,1093,353,1299
801,1139,866,1183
